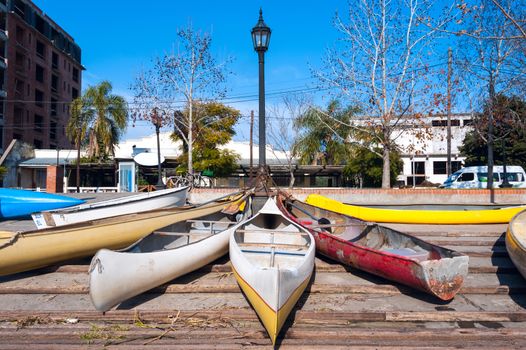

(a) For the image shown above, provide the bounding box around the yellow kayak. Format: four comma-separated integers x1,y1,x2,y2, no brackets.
305,194,526,224
506,209,526,279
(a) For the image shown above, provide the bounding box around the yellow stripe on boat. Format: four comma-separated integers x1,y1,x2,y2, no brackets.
232,265,311,345
306,194,526,224
275,272,312,341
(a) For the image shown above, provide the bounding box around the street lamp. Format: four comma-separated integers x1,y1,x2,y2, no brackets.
151,108,165,190
251,8,271,168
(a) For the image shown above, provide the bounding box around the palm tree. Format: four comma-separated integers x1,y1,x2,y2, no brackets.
84,81,128,161
66,97,94,192
293,101,356,166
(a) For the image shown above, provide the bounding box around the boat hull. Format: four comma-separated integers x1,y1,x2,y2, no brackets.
505,209,526,279
231,264,312,343
230,197,315,344
306,194,526,224
0,196,239,276
278,195,469,300
32,186,189,229
315,229,467,300
90,218,239,311
0,188,84,219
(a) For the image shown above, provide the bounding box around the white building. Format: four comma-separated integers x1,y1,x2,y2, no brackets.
395,113,473,186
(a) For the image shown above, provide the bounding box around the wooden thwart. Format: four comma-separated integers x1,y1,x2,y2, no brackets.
187,220,236,225
152,231,213,237
307,222,373,228
238,242,309,250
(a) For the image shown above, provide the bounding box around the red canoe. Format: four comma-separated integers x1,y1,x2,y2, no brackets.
276,194,469,301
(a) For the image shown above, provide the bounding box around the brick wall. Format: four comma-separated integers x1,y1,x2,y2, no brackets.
189,187,526,205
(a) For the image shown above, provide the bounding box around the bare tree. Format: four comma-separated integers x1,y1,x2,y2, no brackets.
314,0,445,188
131,25,232,175
267,94,311,188
453,0,526,189
430,0,526,40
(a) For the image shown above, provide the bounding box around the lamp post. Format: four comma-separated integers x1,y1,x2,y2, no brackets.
251,8,271,169
152,108,165,190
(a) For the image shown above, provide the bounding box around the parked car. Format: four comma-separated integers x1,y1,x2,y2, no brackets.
439,165,526,189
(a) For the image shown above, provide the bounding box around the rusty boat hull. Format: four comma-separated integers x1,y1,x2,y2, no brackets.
277,194,469,300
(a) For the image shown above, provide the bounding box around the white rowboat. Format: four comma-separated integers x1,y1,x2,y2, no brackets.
31,186,189,229
229,197,315,345
89,195,251,312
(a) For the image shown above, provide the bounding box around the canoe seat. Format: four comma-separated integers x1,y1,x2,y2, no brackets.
240,249,306,256
187,220,236,225
382,248,429,262
152,231,213,237
238,242,309,250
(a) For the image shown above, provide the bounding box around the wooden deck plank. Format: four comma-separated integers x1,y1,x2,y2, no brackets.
0,208,523,348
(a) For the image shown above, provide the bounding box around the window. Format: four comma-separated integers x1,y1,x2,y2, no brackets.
13,0,25,18
35,64,44,83
14,106,23,126
72,67,79,82
458,173,475,182
500,172,524,182
51,98,57,116
35,14,46,35
15,51,25,70
477,172,499,182
15,25,25,45
34,139,43,149
34,114,44,133
52,52,59,69
432,119,460,127
72,87,78,99
51,74,58,92
14,79,24,98
36,41,45,59
35,89,44,107
433,161,462,175
50,121,57,140
464,119,473,126
411,161,425,175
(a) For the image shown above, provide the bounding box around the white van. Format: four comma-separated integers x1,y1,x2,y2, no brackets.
440,165,526,189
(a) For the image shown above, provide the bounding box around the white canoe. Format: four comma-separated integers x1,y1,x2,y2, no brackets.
89,195,251,312
229,197,315,345
32,186,189,229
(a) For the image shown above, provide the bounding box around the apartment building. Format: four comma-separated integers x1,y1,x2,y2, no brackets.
0,0,82,153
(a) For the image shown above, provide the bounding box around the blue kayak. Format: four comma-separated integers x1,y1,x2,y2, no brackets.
0,188,85,220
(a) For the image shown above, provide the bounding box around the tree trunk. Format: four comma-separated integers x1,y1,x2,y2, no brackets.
288,166,295,189
188,101,193,175
382,145,391,188
76,134,81,193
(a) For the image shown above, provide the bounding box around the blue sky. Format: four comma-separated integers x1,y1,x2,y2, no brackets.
33,1,345,141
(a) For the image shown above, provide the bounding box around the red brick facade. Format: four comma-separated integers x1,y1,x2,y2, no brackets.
45,164,63,193
2,0,82,151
